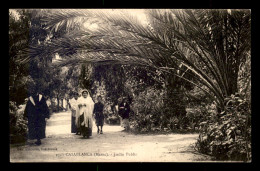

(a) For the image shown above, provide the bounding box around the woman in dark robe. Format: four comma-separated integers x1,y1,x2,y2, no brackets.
24,89,50,145
118,97,130,131
94,95,104,134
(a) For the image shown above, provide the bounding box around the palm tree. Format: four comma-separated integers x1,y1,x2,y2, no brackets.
151,9,251,110
22,9,251,112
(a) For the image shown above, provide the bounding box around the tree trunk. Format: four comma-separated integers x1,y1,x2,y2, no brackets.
61,98,64,111
57,97,60,112
66,98,69,110
164,74,187,118
50,96,54,114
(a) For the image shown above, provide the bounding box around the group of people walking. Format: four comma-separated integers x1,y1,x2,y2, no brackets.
69,89,104,138
23,86,131,145
69,89,132,137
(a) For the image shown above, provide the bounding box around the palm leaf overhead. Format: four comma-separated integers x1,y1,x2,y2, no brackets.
23,9,250,111
39,9,94,32
145,9,251,108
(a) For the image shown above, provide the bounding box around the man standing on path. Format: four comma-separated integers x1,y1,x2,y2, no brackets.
23,86,50,145
69,92,79,134
118,97,130,131
94,95,104,134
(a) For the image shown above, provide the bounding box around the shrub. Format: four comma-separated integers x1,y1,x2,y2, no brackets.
195,94,251,161
9,101,28,144
130,87,192,133
185,103,216,131
130,87,164,132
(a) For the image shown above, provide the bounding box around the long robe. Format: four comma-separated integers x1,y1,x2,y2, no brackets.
118,102,130,129
75,96,94,137
69,98,78,133
118,102,130,119
94,102,104,126
24,94,50,140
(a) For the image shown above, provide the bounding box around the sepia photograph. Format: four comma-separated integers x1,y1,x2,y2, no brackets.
9,9,251,163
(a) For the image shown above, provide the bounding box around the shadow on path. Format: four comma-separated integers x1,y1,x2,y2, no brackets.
10,111,212,162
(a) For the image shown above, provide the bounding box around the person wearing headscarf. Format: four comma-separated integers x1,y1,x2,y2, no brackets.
69,92,79,134
23,86,50,145
118,97,131,131
75,89,94,138
93,95,104,134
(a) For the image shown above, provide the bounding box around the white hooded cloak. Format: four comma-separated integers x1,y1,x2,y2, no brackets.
75,91,94,128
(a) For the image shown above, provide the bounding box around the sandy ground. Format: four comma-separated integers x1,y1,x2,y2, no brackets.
10,111,212,162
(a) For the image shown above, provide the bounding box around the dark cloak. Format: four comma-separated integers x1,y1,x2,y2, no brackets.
79,114,92,138
118,102,130,119
24,95,50,140
71,114,77,133
94,102,104,126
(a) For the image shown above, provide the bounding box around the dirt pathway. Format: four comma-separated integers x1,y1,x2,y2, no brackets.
10,111,212,162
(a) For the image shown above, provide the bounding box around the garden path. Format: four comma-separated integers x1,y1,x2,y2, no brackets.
10,111,212,162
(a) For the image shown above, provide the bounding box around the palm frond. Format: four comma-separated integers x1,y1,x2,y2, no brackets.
24,9,251,110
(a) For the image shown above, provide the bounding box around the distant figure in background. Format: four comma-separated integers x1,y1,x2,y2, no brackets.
76,89,94,138
115,104,119,123
69,93,79,134
118,97,130,131
94,95,104,134
24,87,50,145
46,97,51,108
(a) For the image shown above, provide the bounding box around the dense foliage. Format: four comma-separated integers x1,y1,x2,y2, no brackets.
9,9,251,161
195,94,251,161
9,101,27,143
130,86,211,133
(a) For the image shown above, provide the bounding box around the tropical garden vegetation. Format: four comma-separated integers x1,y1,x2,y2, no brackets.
9,9,251,161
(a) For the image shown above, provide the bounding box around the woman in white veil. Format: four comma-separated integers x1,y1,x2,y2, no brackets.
75,89,94,138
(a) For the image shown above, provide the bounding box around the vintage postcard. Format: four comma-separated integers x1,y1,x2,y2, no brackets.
9,9,251,162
